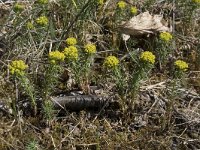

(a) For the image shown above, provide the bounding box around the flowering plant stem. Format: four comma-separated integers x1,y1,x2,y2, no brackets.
82,58,91,91
129,63,152,107
43,64,60,99
71,56,93,93
163,78,177,130
130,66,143,102
42,64,61,120
163,69,186,130
18,75,37,115
113,67,125,94
113,67,127,111
70,62,79,85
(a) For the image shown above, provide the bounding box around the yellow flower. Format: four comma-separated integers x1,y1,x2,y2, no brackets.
174,60,188,71
117,1,126,9
63,46,78,61
9,60,28,76
130,6,137,14
66,37,77,46
36,16,48,26
14,3,25,12
36,0,48,4
10,60,28,70
49,50,65,64
103,56,119,69
26,22,34,30
140,51,156,64
159,32,173,42
84,44,96,55
192,0,200,4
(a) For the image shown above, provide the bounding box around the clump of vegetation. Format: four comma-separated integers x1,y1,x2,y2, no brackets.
0,0,199,149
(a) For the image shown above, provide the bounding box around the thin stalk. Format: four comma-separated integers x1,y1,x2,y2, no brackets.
19,76,37,115
12,79,18,118
172,0,176,53
71,0,78,9
114,67,124,94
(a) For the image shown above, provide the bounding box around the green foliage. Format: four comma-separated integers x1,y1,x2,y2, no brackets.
26,140,39,150
43,100,54,120
2,0,198,112
2,0,198,113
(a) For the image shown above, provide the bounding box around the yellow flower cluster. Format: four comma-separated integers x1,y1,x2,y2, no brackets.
36,16,48,26
159,32,173,42
117,1,126,9
26,22,34,30
192,0,200,4
14,3,25,12
84,44,96,55
66,37,77,46
140,51,156,64
49,50,65,64
9,60,28,76
63,46,78,61
36,0,48,4
174,60,188,71
103,56,119,69
130,6,137,14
